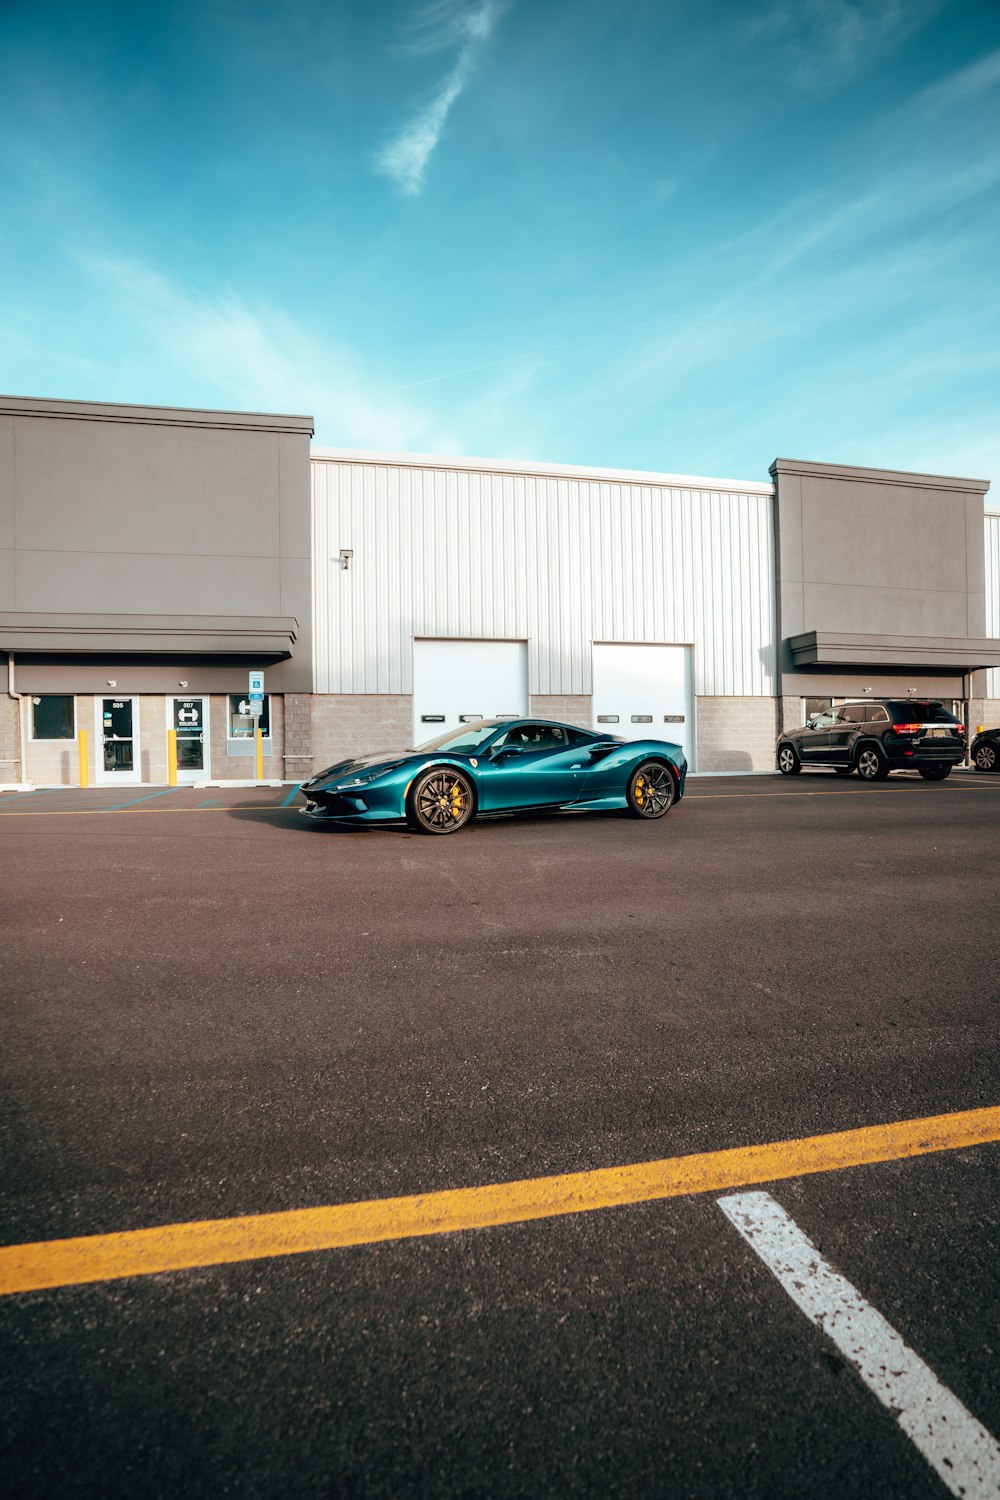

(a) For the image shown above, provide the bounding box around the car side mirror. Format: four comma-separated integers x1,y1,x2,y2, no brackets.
492,744,524,760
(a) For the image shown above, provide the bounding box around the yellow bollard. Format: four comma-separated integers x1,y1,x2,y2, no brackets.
256,726,264,782
78,728,89,788
167,729,178,787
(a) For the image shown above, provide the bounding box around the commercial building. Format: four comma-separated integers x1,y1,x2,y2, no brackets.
2,393,999,786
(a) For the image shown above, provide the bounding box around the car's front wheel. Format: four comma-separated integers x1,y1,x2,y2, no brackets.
856,744,890,781
975,743,997,773
406,768,475,834
777,744,801,776
918,764,952,780
625,761,676,818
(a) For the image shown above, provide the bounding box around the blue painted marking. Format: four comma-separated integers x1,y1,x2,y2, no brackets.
198,799,221,808
280,784,302,808
102,787,179,812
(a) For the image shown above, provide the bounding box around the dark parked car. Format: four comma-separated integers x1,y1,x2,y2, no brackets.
776,699,966,781
970,727,1000,773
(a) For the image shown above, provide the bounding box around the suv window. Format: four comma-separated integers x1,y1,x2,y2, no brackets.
841,704,865,724
885,701,958,724
864,704,890,722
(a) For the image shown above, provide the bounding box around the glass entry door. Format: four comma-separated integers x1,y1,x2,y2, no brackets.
169,697,209,782
96,697,141,784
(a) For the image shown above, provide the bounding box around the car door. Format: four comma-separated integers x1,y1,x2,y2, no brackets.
476,724,587,811
830,702,865,762
798,707,841,761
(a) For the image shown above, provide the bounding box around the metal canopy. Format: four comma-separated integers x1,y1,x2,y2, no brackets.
788,630,1000,671
0,612,299,657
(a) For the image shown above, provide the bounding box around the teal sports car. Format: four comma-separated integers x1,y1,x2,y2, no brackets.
299,718,687,834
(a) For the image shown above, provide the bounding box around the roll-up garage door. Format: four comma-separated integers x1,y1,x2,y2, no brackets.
592,644,693,766
413,640,528,744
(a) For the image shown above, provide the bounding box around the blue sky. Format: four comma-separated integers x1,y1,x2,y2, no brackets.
1,0,999,485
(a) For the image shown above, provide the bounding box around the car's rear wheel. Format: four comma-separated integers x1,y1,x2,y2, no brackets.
856,744,889,781
918,764,952,780
975,743,997,772
625,761,675,818
777,744,801,775
406,768,475,834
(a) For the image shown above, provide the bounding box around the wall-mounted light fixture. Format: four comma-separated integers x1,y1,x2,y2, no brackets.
107,679,117,688
178,680,188,688
339,548,354,571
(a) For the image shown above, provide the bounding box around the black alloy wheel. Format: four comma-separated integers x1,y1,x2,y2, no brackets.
918,764,952,780
975,743,997,773
856,744,890,781
777,744,801,776
626,761,676,819
407,768,475,834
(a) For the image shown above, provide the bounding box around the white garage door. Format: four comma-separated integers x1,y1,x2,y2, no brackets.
413,640,528,743
592,643,693,766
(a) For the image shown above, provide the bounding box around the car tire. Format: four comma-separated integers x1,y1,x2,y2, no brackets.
406,767,476,834
918,764,952,780
625,761,676,818
777,744,801,776
856,744,890,781
975,743,997,773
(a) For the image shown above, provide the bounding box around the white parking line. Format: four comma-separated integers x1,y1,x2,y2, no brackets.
718,1191,1000,1499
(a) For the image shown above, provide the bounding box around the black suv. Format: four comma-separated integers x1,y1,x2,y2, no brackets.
776,700,966,781
970,726,1000,773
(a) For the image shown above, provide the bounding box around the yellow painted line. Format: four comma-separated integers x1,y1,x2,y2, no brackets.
3,1105,999,1296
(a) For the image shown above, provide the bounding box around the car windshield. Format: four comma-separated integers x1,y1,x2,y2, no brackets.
885,702,958,723
412,721,505,754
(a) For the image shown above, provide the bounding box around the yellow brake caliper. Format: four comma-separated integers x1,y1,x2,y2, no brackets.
635,775,645,805
450,782,464,818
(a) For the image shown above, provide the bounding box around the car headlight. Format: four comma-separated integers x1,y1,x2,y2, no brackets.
336,761,405,788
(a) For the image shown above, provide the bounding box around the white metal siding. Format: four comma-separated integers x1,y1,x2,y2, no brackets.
312,457,776,698
987,515,1000,698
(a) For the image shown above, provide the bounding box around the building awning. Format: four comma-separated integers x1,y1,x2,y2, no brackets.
0,612,298,657
788,631,1000,671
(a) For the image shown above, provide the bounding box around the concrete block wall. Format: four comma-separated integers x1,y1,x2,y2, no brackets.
529,695,592,729
25,696,94,785
1,694,23,782
207,693,285,781
284,693,313,783
696,696,779,772
311,694,413,774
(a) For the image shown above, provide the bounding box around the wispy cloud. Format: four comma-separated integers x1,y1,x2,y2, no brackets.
740,0,944,93
74,253,466,451
374,0,508,196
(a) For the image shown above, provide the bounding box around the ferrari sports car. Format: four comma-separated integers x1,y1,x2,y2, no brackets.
299,718,687,834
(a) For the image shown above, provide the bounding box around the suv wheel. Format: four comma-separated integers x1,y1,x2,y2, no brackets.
918,764,952,781
777,744,801,776
975,743,997,773
856,744,889,781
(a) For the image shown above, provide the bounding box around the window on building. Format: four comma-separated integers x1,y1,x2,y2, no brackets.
228,694,271,738
31,695,75,740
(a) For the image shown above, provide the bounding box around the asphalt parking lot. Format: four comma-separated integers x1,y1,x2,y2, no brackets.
2,771,1000,1498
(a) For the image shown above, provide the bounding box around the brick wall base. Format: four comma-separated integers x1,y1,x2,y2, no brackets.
311,695,413,774
696,696,779,772
529,695,592,729
0,694,22,783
